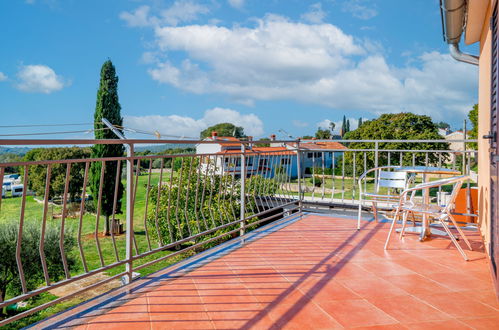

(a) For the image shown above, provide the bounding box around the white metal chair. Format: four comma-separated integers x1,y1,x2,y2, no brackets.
357,166,413,230
384,175,473,261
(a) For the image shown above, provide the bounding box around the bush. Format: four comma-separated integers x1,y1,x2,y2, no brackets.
0,220,77,310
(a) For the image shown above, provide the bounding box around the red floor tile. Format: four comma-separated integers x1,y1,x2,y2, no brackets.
369,295,451,323
415,292,499,318
318,299,398,328
458,315,499,329
42,215,498,329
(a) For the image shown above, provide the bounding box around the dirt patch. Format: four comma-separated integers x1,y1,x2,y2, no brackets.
49,273,122,301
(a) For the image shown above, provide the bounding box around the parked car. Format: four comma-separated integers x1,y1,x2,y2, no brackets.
4,174,20,180
1,186,5,198
3,180,13,191
11,184,23,197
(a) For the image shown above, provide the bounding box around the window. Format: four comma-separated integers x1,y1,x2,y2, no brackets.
307,152,322,158
259,159,268,166
281,158,290,165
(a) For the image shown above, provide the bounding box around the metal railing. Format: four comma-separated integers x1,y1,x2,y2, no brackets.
0,137,477,326
295,139,477,208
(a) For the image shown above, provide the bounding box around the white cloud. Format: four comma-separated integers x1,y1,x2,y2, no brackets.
161,0,210,26
228,0,244,9
342,0,378,20
16,64,66,93
0,72,7,81
126,11,477,120
120,1,210,27
301,3,326,24
124,107,264,138
120,5,152,27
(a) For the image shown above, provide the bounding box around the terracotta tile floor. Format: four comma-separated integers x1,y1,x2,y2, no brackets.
41,214,499,329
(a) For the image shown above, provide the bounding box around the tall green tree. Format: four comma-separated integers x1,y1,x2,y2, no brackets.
89,60,124,235
315,127,331,139
358,117,363,128
343,113,449,174
341,115,347,137
200,123,245,139
468,104,478,149
346,119,350,133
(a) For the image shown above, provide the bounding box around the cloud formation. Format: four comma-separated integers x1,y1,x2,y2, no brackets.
123,9,477,120
0,72,7,81
120,1,210,27
16,64,66,93
301,3,326,24
124,107,264,138
342,0,378,20
228,0,245,10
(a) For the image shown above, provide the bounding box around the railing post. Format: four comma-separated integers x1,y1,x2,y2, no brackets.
374,141,379,169
125,143,134,284
240,143,246,236
296,140,303,213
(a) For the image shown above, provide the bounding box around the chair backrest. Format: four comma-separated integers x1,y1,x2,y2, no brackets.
443,177,466,213
376,170,408,193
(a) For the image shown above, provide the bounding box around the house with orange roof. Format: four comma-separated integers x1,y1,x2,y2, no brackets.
196,132,347,179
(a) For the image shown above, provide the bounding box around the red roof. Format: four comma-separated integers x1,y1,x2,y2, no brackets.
300,141,347,150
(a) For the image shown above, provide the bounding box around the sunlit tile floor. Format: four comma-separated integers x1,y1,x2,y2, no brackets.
38,214,499,329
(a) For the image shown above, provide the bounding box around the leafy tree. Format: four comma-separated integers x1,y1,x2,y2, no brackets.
436,121,451,130
343,113,449,175
315,128,331,140
468,104,478,149
24,147,91,200
147,157,278,245
200,123,245,139
302,135,313,139
0,153,23,174
0,220,77,310
89,60,124,235
258,137,271,147
329,122,336,135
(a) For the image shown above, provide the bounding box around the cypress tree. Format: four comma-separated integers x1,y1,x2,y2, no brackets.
346,119,350,133
358,117,363,128
341,115,347,137
89,60,124,235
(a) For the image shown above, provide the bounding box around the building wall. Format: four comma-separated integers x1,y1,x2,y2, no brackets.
478,0,494,252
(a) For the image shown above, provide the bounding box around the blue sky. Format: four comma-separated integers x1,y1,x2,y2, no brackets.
0,0,479,140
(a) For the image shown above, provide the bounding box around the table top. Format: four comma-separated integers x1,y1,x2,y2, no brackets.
395,166,461,175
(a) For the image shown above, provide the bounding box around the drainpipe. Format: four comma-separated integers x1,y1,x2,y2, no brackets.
440,0,479,66
449,43,479,66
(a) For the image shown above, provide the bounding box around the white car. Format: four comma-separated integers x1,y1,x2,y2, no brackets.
3,179,14,191
11,184,24,197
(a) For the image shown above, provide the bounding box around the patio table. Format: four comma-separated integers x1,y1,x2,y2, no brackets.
394,166,461,241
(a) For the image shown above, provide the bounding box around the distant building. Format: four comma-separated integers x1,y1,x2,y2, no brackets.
196,132,347,179
444,130,473,163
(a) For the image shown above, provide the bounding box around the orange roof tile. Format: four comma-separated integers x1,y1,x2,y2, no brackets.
300,141,347,150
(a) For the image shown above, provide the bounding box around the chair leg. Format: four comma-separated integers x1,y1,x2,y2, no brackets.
410,212,417,227
448,213,473,251
399,211,409,239
372,202,379,223
439,215,469,261
384,207,400,250
357,202,362,230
